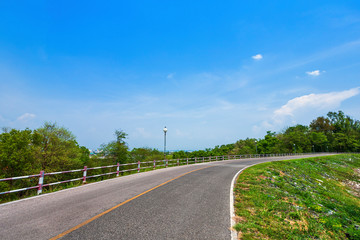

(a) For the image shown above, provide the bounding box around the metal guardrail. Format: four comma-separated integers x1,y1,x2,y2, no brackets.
0,153,326,196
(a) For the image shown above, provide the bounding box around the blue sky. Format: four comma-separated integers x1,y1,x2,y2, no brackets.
1,1,360,150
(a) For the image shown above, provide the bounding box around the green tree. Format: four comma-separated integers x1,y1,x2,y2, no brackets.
172,150,189,159
100,130,129,164
232,138,257,154
311,111,360,152
34,122,83,172
210,144,235,156
309,132,328,152
0,129,39,177
310,116,334,134
130,148,163,162
79,146,90,165
257,131,281,154
280,125,311,153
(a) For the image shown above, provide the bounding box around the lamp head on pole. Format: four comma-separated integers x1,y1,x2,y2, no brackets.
163,126,167,133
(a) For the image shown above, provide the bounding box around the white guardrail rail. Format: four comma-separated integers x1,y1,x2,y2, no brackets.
0,153,323,196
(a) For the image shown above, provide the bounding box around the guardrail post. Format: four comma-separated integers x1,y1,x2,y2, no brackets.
37,170,45,195
177,159,179,166
153,160,156,169
195,157,197,164
83,166,87,183
186,158,188,165
166,159,168,168
138,161,140,173
202,157,204,163
116,163,120,177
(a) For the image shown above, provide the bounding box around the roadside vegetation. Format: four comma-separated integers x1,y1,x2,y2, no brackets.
233,154,360,239
174,110,360,158
0,123,164,203
1,110,359,202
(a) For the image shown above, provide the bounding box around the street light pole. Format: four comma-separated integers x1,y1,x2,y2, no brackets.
163,126,167,159
255,140,258,154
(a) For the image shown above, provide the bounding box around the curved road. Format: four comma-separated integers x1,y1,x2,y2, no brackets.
0,154,330,240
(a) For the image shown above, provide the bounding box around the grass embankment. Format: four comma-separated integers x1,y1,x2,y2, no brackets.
233,154,360,239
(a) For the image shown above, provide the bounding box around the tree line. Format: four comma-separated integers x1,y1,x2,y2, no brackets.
172,110,360,158
0,123,163,179
1,111,359,180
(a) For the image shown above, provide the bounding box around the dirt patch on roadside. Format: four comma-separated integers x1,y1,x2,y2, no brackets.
345,168,360,197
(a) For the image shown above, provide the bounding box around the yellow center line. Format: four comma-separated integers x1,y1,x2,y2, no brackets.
50,165,213,240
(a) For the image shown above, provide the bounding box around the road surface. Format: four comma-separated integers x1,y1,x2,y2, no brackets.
0,154,331,240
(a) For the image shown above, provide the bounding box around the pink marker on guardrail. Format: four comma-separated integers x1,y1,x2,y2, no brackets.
37,170,44,195
0,153,322,196
83,166,87,183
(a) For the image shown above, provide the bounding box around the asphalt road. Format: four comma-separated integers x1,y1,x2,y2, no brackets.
0,154,331,240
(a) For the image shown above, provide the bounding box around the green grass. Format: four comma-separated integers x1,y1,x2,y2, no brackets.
233,154,360,240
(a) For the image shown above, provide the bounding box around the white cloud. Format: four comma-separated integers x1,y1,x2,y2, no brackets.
17,113,36,121
274,87,359,118
255,87,360,132
306,70,321,76
167,73,175,79
175,129,189,137
218,99,235,110
252,54,263,60
133,127,152,138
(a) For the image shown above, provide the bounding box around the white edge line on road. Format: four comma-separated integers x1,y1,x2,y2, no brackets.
229,163,258,240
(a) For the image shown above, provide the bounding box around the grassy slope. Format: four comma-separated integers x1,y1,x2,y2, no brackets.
233,154,360,240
